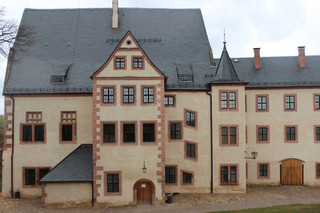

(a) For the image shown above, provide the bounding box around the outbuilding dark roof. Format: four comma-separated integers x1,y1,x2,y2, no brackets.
5,8,212,94
39,144,92,183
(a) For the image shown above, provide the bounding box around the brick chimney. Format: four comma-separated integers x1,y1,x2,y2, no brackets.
298,46,306,68
253,48,260,69
112,0,118,29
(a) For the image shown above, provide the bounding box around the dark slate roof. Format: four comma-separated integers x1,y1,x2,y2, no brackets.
5,8,212,94
211,44,243,84
214,54,320,88
39,144,92,182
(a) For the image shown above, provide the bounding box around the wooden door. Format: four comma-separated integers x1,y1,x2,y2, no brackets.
137,182,152,204
281,159,303,185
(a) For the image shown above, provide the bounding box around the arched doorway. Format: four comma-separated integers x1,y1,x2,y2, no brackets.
280,158,304,185
133,179,155,205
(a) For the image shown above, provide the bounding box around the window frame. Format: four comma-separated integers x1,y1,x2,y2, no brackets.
184,108,198,130
102,86,117,106
164,95,176,107
184,140,198,162
120,121,138,145
132,56,144,69
114,56,126,70
168,121,183,142
314,125,320,143
219,164,239,185
219,90,239,111
255,94,269,112
314,93,320,111
23,167,51,188
140,121,157,145
180,169,194,186
59,111,77,144
121,85,136,105
101,121,118,146
219,125,239,146
20,123,46,144
284,125,298,143
283,94,297,112
165,165,178,185
256,125,270,144
141,85,156,106
257,162,270,179
104,171,122,196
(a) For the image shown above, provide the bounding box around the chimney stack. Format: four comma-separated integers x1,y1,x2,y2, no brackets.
112,0,118,29
298,46,306,68
253,48,260,69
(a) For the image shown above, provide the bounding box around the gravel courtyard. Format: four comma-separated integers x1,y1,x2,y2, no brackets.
1,185,320,213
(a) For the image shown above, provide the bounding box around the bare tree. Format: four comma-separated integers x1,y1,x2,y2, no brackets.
0,7,34,58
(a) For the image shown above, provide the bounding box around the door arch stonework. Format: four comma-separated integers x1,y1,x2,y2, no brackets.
133,178,156,205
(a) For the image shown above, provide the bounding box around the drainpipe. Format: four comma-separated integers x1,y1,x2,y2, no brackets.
206,91,213,194
91,181,94,206
10,96,15,198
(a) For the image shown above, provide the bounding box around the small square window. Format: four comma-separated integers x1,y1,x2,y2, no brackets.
183,172,192,184
257,126,269,143
143,88,154,103
103,88,114,104
284,94,297,111
133,58,143,69
220,91,238,111
115,58,125,69
165,96,174,106
256,95,269,112
123,87,134,104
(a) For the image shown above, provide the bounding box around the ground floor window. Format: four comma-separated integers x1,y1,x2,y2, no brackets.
182,171,193,185
23,167,50,186
105,171,122,195
220,165,238,185
165,166,176,184
258,163,270,179
316,163,320,178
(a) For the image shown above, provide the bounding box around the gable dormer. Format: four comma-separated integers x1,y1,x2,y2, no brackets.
92,31,165,78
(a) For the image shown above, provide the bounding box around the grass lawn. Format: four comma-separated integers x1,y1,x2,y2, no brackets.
214,204,320,213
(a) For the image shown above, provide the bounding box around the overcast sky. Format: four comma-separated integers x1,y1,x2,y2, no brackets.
0,0,320,114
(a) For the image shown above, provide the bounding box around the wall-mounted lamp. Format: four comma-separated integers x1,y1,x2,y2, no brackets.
245,151,258,159
142,161,147,173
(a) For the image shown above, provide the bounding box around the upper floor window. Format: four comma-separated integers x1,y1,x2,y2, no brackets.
123,123,136,143
284,94,297,111
123,87,134,104
169,122,182,140
103,88,114,104
315,126,320,143
186,142,196,159
165,96,175,106
103,123,116,143
115,57,125,69
133,57,143,69
186,111,195,127
21,112,45,143
142,123,155,142
143,88,154,103
256,95,269,112
220,126,237,145
220,165,238,185
165,166,176,184
314,94,320,111
60,111,77,143
257,126,270,143
220,91,238,111
285,126,298,143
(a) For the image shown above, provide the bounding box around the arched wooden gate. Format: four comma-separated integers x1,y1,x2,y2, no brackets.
280,158,304,185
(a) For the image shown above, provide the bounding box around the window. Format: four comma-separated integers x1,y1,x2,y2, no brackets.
220,91,238,111
314,94,320,111
60,111,76,143
104,171,122,195
103,88,114,104
185,142,197,159
143,123,155,142
220,165,238,185
220,126,238,145
165,166,176,184
256,95,269,112
258,163,270,179
123,123,136,143
316,163,320,179
182,172,193,184
123,87,134,104
284,94,297,111
257,126,270,143
165,96,175,106
23,167,50,187
315,126,320,143
103,124,116,143
285,126,298,143
186,111,195,127
169,122,182,140
133,57,143,69
21,112,45,143
143,88,154,103
115,57,125,69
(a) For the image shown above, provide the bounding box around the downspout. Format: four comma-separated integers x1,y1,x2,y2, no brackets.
206,91,213,194
91,181,94,206
10,96,15,198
